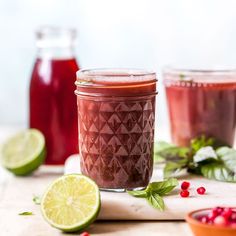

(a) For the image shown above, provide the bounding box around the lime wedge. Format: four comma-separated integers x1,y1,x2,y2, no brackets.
0,129,46,176
41,174,101,232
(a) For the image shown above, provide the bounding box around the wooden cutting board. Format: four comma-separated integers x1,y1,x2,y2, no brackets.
65,155,236,220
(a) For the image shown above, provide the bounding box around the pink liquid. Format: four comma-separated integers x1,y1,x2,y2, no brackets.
30,58,79,164
164,72,236,147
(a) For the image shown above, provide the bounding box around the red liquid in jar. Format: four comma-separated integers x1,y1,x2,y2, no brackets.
76,70,157,190
164,73,236,147
30,58,79,164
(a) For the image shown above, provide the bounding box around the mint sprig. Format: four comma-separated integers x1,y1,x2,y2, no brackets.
127,178,178,211
147,192,164,210
154,135,236,183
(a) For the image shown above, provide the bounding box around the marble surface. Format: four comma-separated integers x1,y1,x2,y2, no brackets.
0,126,233,235
65,155,236,220
0,165,193,236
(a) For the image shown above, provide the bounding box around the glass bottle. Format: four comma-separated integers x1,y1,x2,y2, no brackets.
29,26,79,165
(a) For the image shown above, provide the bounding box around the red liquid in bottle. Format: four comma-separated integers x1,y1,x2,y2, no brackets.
164,70,236,147
30,58,79,164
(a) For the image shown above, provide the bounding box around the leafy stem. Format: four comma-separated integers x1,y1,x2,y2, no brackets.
127,178,178,211
154,135,236,183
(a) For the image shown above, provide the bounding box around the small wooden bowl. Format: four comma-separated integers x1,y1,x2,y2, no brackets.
186,208,236,236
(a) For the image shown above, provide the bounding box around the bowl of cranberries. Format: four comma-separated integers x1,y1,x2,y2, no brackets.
186,207,236,236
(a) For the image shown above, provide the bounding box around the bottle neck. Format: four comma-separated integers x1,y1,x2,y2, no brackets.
37,46,76,60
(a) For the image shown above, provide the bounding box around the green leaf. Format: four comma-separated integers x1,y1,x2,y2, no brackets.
127,190,148,198
193,146,218,163
164,161,187,178
201,163,236,182
147,192,165,211
154,141,176,153
154,141,176,163
191,135,226,154
32,195,41,205
191,136,216,154
19,211,33,216
216,147,236,173
216,146,234,157
179,74,185,80
127,179,178,211
155,146,190,162
148,178,178,196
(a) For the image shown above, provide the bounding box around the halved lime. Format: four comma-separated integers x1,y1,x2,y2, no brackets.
0,129,45,176
41,174,101,232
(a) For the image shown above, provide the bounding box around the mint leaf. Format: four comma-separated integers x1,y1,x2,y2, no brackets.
179,74,185,80
216,147,236,173
160,145,190,178
127,179,178,211
156,138,235,183
164,161,187,178
154,141,176,163
147,192,165,211
201,163,236,182
148,178,178,196
154,141,175,153
193,146,218,163
155,146,190,163
33,195,41,205
191,136,216,154
19,211,33,216
216,146,235,157
127,190,148,198
191,135,226,154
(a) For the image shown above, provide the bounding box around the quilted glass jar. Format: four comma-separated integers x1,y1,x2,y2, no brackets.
75,69,157,191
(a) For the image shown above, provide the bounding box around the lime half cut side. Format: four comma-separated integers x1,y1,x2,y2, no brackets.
0,129,46,175
41,174,101,232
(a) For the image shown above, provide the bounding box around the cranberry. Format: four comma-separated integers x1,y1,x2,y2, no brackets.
80,232,90,236
197,187,206,195
181,181,190,190
180,190,190,198
214,216,227,226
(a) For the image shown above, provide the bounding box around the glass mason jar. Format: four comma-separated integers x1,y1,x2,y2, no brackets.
163,68,236,147
75,69,157,191
29,26,79,165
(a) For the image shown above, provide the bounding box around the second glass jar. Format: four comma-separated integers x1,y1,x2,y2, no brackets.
75,69,157,191
163,68,236,147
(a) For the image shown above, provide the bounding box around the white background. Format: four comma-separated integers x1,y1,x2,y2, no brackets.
1,0,236,133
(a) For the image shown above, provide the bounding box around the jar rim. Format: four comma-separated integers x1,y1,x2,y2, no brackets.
163,66,236,75
76,68,157,86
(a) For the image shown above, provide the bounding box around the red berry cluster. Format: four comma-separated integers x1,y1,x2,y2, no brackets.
180,181,206,198
198,207,236,227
